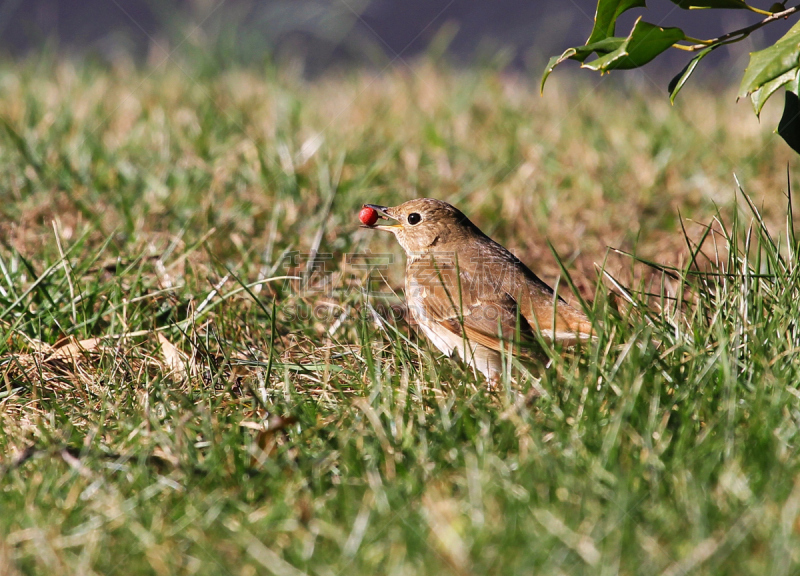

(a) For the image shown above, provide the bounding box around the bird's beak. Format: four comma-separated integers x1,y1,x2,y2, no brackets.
362,204,402,231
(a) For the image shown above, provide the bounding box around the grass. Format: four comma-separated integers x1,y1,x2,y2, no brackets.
1,56,800,575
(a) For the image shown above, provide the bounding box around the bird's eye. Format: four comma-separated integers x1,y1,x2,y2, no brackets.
407,213,422,225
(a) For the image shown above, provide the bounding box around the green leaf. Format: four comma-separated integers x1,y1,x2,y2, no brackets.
541,50,575,92
669,0,749,7
587,0,648,45
788,69,800,95
541,37,627,91
751,68,797,117
582,18,685,73
778,90,800,154
668,44,718,104
739,20,800,98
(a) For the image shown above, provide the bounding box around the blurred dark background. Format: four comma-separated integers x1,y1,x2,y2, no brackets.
0,0,792,77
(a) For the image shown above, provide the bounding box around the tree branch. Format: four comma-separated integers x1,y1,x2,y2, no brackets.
677,4,800,52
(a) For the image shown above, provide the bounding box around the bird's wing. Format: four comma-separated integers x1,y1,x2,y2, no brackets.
406,257,538,353
514,287,594,343
485,247,594,343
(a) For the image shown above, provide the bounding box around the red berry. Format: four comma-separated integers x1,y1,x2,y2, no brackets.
359,206,379,226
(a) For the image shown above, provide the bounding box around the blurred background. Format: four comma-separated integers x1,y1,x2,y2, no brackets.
0,0,792,78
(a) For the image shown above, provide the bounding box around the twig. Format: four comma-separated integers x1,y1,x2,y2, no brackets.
677,4,800,52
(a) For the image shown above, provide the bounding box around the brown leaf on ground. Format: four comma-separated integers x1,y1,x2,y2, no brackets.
46,337,103,362
157,334,191,380
4,335,109,393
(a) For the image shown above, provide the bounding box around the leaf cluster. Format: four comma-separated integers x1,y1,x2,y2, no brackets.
543,0,800,154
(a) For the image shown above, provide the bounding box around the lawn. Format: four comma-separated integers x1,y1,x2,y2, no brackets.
1,56,800,575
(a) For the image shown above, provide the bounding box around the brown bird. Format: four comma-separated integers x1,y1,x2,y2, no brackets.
362,198,593,383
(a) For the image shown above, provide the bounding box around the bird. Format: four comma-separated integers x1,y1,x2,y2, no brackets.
361,198,593,383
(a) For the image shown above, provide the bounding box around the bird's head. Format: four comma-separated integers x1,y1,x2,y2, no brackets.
362,198,481,256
